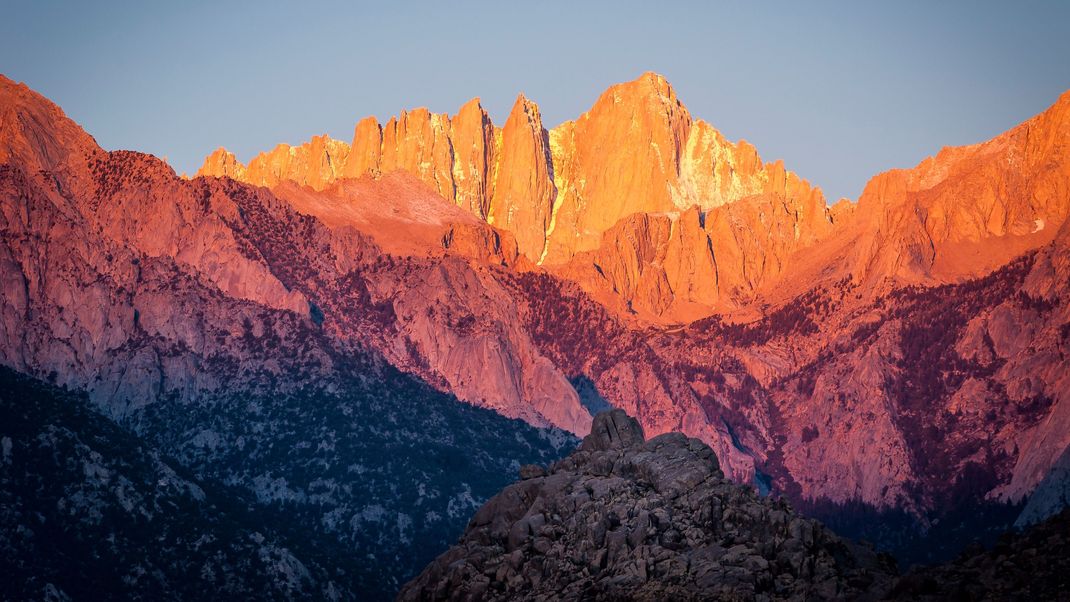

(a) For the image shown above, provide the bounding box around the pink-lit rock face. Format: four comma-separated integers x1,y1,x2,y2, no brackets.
9,71,1070,525
538,73,827,268
197,147,245,180
342,115,383,180
195,73,831,323
488,94,555,261
243,134,351,190
0,74,585,436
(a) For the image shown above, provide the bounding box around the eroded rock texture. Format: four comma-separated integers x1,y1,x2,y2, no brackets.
399,410,895,601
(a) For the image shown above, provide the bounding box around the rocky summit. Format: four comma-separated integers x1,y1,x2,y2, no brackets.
399,410,896,601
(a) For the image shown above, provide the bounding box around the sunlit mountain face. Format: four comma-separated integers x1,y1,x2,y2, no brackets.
1,65,1068,599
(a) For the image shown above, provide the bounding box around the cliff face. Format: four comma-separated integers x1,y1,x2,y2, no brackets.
540,73,830,272
231,135,352,191
197,147,245,180
488,94,555,261
342,115,383,180
196,73,830,320
555,184,835,321
451,98,498,220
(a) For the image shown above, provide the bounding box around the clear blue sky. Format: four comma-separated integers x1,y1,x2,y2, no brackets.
2,1,1068,202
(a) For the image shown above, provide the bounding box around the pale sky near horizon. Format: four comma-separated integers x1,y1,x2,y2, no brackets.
2,1,1068,202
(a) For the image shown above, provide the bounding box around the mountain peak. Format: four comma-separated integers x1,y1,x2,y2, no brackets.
0,74,101,174
458,96,483,109
499,95,546,157
0,73,26,96
1036,88,1070,131
582,71,691,135
511,91,536,109
605,71,682,109
196,147,245,179
637,69,673,89
1055,88,1070,109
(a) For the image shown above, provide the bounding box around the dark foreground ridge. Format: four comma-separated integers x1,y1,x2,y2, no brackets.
891,507,1070,601
399,409,897,601
0,364,574,601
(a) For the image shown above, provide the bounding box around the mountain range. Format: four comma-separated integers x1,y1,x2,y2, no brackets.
1,71,1069,597
195,72,1070,522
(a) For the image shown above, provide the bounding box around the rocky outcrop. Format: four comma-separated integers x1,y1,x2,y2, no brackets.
245,135,351,190
196,135,352,192
399,410,896,601
488,94,556,261
450,98,498,220
342,116,384,180
380,108,456,200
196,147,245,180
